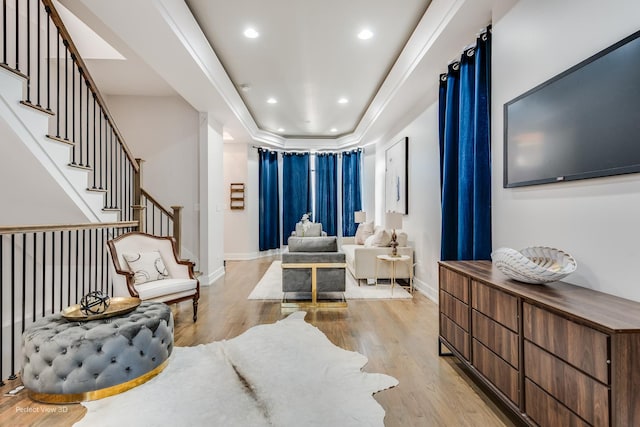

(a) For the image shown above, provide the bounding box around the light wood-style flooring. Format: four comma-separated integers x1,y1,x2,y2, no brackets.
0,256,519,426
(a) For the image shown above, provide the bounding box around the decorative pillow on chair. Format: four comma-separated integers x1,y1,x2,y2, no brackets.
122,251,170,285
295,222,323,237
354,221,374,244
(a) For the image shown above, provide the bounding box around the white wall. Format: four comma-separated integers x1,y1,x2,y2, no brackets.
223,142,260,259
198,113,226,284
373,104,442,301
492,0,640,301
106,95,200,261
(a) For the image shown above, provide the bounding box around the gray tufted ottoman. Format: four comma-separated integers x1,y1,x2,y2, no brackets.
21,301,174,403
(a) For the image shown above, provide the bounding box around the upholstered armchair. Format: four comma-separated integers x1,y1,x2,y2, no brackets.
282,236,346,308
107,232,200,321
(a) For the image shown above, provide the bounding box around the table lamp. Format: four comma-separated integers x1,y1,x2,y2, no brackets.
385,212,403,257
354,211,367,224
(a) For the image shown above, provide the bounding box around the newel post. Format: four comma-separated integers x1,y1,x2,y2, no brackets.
134,158,144,205
171,206,183,257
133,158,145,231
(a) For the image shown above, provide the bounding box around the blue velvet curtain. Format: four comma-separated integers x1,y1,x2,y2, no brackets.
315,153,338,236
439,28,492,261
282,152,310,242
258,149,280,251
342,149,362,236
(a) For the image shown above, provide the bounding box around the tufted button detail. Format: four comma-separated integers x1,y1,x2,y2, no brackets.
35,346,40,352
62,376,67,381
125,366,131,372
34,374,39,380
94,373,99,379
111,357,117,364
47,360,53,367
61,348,67,355
97,345,102,353
151,357,156,362
139,350,145,357
78,362,83,368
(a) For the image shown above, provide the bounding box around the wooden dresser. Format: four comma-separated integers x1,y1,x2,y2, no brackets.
438,260,640,427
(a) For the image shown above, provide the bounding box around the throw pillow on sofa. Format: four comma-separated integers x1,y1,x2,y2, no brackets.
365,228,391,247
354,221,374,244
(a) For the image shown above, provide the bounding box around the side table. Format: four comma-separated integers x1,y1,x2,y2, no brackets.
375,254,413,294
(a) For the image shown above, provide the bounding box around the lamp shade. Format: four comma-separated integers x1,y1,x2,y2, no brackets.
354,211,367,223
385,212,403,230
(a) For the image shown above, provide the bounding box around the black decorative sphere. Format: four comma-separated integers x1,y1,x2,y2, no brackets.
80,291,111,315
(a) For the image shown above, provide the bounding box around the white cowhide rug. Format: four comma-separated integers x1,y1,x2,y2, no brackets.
248,260,412,300
75,312,398,427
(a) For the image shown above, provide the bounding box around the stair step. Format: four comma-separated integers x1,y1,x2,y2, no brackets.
0,63,27,80
68,163,92,171
19,100,54,116
102,208,120,212
87,187,108,193
46,134,75,146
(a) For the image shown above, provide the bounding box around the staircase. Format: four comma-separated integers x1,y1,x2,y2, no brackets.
0,68,118,224
0,0,183,385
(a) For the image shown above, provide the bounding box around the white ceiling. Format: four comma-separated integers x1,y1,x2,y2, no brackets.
185,0,430,138
59,0,513,149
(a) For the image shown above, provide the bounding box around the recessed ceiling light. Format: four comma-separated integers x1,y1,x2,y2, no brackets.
357,29,373,40
244,28,259,39
277,128,285,132
267,98,277,104
338,98,348,104
239,83,251,92
330,128,338,132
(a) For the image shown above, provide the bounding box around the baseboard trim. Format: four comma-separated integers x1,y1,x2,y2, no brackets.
202,266,225,286
413,277,438,303
225,248,282,261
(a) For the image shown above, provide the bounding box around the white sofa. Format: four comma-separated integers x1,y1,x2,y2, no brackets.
341,236,413,283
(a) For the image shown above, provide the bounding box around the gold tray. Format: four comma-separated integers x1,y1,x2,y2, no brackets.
61,297,141,321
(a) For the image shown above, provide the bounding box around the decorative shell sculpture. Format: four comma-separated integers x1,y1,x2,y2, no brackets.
491,246,577,284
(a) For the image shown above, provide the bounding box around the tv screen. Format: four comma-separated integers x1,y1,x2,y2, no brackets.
504,29,640,188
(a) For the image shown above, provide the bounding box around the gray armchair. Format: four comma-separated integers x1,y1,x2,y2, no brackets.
281,236,346,308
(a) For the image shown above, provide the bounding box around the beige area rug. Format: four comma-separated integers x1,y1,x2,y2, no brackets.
75,312,398,427
248,261,412,300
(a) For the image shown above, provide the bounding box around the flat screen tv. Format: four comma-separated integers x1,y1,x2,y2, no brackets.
504,29,640,188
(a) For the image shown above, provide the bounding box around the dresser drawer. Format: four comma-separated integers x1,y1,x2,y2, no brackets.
439,266,469,303
525,379,590,427
472,310,518,368
440,313,469,360
472,281,518,332
523,303,609,384
440,290,469,331
472,339,519,405
525,341,609,426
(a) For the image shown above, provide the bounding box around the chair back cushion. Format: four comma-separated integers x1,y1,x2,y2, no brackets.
123,251,170,284
288,236,338,252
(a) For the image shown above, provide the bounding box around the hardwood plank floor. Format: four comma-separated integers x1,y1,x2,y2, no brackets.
0,256,520,426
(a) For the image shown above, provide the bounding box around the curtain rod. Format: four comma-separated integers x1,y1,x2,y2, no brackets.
253,145,363,154
446,25,491,66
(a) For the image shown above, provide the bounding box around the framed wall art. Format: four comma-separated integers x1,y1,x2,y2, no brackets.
385,137,408,214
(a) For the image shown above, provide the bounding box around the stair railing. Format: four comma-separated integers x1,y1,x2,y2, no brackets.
0,221,138,385
0,0,139,221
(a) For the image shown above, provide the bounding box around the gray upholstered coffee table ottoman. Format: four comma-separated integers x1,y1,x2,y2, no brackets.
21,301,173,403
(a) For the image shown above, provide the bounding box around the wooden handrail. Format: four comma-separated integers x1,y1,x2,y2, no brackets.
42,0,139,172
141,189,174,218
0,221,138,234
